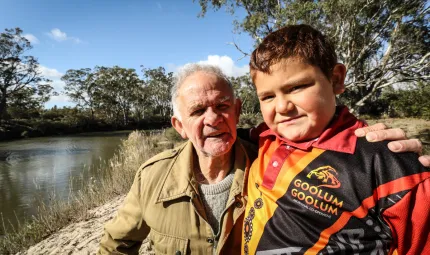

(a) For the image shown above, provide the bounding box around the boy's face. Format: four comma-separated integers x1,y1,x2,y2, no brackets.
254,58,345,142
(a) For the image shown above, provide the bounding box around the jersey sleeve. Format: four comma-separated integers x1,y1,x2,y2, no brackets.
372,146,430,255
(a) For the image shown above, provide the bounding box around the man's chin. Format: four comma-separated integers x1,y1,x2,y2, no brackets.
203,141,234,157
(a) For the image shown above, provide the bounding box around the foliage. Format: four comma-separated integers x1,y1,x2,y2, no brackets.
230,74,260,115
62,68,98,119
197,0,430,114
383,82,430,119
0,28,55,120
142,66,174,120
94,66,143,126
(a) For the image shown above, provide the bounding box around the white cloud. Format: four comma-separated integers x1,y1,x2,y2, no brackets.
47,28,82,44
169,55,249,77
23,34,39,44
197,55,249,77
38,65,75,108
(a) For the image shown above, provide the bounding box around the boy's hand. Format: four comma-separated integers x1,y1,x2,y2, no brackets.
355,123,429,167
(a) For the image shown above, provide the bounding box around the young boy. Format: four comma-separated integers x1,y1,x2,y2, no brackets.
242,24,430,255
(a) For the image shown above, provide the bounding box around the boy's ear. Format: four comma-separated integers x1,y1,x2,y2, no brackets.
331,64,346,95
171,116,188,139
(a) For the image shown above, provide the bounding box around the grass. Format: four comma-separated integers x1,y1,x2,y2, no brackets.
0,130,180,254
366,118,430,154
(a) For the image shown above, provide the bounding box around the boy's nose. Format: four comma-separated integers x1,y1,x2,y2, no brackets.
276,96,294,113
203,108,222,126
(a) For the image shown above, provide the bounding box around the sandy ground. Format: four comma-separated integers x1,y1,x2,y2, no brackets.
17,196,152,255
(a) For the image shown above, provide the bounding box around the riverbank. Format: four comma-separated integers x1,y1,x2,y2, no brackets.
0,118,171,142
16,195,154,255
0,130,180,254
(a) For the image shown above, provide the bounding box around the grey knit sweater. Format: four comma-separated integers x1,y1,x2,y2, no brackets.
198,171,235,235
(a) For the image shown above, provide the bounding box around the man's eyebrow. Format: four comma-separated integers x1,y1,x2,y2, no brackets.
219,96,231,102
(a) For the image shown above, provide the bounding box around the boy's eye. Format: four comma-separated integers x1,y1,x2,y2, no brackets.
260,95,274,102
289,84,311,93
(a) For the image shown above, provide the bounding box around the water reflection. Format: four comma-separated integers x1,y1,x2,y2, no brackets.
0,131,130,233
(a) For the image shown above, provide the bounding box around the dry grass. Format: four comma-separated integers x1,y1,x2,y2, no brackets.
366,118,430,154
0,131,176,254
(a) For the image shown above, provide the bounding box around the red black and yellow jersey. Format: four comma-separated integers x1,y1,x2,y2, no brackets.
242,107,430,255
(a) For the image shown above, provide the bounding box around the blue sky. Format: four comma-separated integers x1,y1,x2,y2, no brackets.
0,0,254,108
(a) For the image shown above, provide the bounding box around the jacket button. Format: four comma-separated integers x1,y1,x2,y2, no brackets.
175,251,182,255
207,237,214,243
235,201,243,208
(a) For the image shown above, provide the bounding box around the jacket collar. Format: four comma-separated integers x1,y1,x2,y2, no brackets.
156,139,251,203
260,106,365,154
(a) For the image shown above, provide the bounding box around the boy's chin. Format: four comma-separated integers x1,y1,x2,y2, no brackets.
278,129,313,142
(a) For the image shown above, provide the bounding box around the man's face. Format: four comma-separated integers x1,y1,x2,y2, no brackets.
172,71,241,157
254,59,345,142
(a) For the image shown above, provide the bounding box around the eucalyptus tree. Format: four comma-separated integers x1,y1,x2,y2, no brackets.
196,0,430,113
94,66,142,126
62,68,98,120
230,74,260,115
142,66,174,119
0,28,53,120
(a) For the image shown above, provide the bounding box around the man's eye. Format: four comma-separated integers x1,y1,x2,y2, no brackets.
191,109,205,116
217,104,229,110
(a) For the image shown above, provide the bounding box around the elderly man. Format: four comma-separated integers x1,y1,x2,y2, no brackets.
99,64,428,255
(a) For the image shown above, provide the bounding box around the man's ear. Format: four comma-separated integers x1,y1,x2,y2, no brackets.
331,64,346,95
235,98,242,124
171,116,188,139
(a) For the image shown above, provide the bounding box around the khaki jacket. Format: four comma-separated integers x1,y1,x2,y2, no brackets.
98,139,257,255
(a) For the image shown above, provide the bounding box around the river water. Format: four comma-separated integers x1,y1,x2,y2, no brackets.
0,131,131,233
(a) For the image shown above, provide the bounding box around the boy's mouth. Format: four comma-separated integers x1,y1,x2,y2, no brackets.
278,115,304,124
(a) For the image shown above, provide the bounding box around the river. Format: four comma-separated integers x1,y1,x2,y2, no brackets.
0,131,131,233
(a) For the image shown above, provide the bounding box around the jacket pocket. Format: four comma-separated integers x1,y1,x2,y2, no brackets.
150,229,189,255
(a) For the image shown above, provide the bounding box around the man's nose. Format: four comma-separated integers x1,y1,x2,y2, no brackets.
203,108,222,126
276,96,294,113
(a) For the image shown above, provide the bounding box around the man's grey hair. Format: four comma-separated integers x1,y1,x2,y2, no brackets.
171,63,235,120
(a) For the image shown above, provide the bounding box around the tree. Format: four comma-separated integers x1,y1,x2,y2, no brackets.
0,27,54,120
230,74,260,115
61,68,98,120
142,67,174,119
197,0,430,113
94,66,142,126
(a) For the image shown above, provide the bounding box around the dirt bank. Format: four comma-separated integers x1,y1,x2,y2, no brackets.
17,196,152,255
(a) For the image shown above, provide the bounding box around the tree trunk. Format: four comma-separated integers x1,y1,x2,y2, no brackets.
0,92,7,122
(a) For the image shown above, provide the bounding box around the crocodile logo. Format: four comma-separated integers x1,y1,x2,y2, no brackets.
307,166,341,188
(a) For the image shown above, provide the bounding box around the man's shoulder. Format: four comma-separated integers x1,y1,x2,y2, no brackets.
237,137,258,161
138,142,189,172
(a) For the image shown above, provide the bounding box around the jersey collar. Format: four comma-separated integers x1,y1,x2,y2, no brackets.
260,106,365,154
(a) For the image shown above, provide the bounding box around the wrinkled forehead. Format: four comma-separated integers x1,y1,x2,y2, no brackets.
179,72,234,97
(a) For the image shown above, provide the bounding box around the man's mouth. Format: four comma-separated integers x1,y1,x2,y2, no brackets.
205,132,226,138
